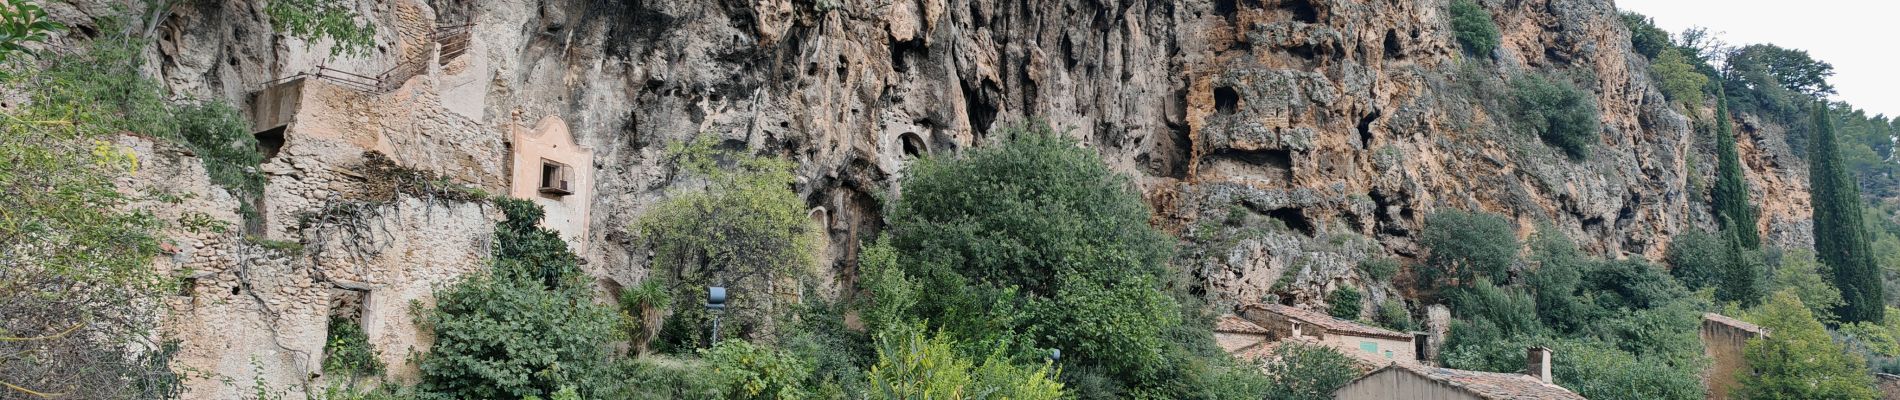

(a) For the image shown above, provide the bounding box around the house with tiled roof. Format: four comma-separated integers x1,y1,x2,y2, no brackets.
1215,314,1273,353
1334,347,1587,400
1237,303,1423,364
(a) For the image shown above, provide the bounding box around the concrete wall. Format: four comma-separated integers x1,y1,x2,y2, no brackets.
508,115,593,251
1701,317,1764,400
1334,369,1483,400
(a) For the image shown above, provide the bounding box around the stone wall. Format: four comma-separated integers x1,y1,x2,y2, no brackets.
1701,313,1766,400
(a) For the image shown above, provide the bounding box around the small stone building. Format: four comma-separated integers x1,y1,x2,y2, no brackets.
1239,303,1420,363
1215,314,1273,353
507,115,593,251
1701,313,1767,400
1334,347,1586,400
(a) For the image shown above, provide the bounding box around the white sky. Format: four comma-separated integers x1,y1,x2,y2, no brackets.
1616,0,1900,118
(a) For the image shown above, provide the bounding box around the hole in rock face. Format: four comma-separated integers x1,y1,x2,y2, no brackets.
899,132,926,158
1357,110,1382,149
1263,206,1316,236
1282,0,1319,23
1214,87,1241,114
1215,0,1238,17
256,126,286,161
1384,29,1405,59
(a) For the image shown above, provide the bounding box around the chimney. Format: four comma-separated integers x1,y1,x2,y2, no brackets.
1526,346,1553,384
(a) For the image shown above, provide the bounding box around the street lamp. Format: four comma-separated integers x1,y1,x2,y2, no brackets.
707,286,727,345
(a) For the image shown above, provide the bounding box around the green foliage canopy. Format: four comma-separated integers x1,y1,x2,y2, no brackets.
1449,0,1500,57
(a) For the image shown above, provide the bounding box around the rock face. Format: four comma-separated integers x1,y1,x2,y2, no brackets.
33,0,1815,396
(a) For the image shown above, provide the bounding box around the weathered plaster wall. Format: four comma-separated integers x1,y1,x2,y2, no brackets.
508,115,594,250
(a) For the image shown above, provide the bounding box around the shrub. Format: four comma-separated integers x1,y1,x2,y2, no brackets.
618,278,672,355
1768,250,1844,323
1620,12,1671,60
1327,286,1363,320
1358,258,1401,282
1375,299,1414,332
322,317,385,378
639,137,817,349
1511,73,1601,159
1736,292,1879,400
1449,0,1500,57
700,340,812,400
888,122,1189,393
1420,210,1519,289
867,325,1064,400
1665,230,1725,290
1261,342,1362,400
416,202,618,400
1653,48,1711,108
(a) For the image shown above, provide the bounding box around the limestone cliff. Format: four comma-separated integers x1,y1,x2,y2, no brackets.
30,0,1815,396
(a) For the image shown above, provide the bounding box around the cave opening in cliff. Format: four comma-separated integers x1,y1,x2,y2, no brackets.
1214,86,1240,114
1215,0,1238,18
256,126,286,161
962,81,999,135
1384,29,1405,59
899,132,926,158
1357,110,1381,149
890,38,925,74
1263,207,1316,236
1281,0,1319,23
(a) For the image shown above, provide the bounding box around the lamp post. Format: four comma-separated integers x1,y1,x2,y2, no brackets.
706,286,727,345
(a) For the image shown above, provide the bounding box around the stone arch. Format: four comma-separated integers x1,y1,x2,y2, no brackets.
899,132,927,158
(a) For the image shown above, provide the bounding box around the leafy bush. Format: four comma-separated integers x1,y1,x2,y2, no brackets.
867,326,1064,400
1260,342,1362,400
1420,210,1518,289
615,357,725,399
1652,48,1710,108
1511,73,1601,159
1665,230,1725,290
1375,299,1414,332
641,137,817,350
1768,250,1844,323
700,340,813,400
1358,258,1401,282
887,122,1194,394
1620,12,1671,60
1449,0,1500,57
416,202,618,400
1736,292,1878,400
1444,335,1705,400
266,0,377,56
322,317,385,378
1327,286,1363,320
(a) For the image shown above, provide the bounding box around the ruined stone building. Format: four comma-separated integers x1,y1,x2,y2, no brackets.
1701,313,1768,400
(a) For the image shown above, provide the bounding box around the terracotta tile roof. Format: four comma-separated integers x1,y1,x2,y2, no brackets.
1704,313,1767,336
1247,303,1412,340
1216,314,1272,335
1239,337,1413,373
1345,364,1585,400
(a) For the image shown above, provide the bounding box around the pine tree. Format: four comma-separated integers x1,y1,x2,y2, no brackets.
1713,92,1761,248
1808,103,1885,323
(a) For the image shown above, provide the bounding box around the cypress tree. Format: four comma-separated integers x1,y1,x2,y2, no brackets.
1712,92,1761,248
1808,103,1884,323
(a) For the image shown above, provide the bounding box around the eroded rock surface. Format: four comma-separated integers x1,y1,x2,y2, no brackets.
31,0,1816,396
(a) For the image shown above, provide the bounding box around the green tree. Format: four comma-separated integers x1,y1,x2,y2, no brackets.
1809,104,1885,323
1714,231,1768,307
1620,12,1670,60
618,278,672,356
1511,73,1602,159
639,137,817,350
265,0,377,56
1327,286,1363,320
1735,291,1878,400
416,201,618,400
866,325,1065,400
1712,92,1761,248
887,122,1191,395
1449,0,1500,57
1653,48,1710,108
1768,249,1844,323
1420,210,1519,289
1260,342,1361,400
